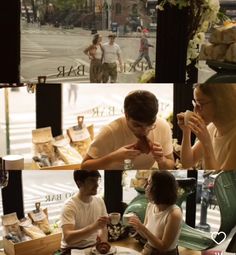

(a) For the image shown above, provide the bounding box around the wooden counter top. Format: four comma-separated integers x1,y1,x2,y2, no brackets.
0,238,201,255
112,237,143,252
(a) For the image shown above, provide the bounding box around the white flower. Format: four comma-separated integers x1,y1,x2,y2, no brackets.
208,0,220,12
156,4,164,11
158,0,220,69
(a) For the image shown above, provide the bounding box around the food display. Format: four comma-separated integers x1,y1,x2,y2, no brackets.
1,205,58,244
134,136,152,154
199,22,236,63
28,203,51,235
209,22,236,44
53,135,83,164
32,127,56,167
19,217,46,239
2,213,23,243
130,170,151,191
32,126,83,169
67,116,93,158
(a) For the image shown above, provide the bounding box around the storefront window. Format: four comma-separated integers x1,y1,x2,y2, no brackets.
0,170,221,238
0,87,36,166
20,1,157,84
62,83,173,136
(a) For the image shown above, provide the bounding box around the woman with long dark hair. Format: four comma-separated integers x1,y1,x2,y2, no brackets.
129,171,182,255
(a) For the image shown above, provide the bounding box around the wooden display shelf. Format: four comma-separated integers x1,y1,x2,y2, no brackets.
25,161,81,170
3,232,61,255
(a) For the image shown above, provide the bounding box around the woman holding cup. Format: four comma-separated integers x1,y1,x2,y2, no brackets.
129,171,182,255
177,83,236,171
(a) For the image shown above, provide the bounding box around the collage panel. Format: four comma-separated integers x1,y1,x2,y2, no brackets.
1,1,236,254
0,170,236,255
18,1,236,85
1,83,236,171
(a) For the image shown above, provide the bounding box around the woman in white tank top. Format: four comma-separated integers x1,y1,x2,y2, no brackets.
129,171,182,255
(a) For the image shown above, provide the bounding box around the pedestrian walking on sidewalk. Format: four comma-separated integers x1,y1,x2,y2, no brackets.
84,34,104,83
68,84,79,105
102,34,123,83
132,30,154,71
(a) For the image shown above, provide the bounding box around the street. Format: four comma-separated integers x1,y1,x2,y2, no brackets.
21,22,157,83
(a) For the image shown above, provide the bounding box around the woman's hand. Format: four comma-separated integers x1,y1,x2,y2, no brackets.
128,215,144,232
187,114,211,145
177,112,191,133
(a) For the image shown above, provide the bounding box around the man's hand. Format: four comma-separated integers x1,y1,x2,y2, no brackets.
93,216,109,230
111,144,141,162
151,142,165,163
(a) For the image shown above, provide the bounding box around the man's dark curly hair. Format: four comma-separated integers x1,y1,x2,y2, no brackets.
74,170,101,187
124,90,159,125
149,171,178,205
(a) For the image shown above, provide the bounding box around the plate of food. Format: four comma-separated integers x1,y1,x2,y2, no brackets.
91,243,117,255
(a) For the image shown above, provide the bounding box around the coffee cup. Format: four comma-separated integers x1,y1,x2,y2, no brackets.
184,110,194,126
122,213,135,226
109,212,121,225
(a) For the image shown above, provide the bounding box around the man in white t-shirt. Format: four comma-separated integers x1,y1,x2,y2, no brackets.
81,90,175,170
102,34,123,83
60,170,109,253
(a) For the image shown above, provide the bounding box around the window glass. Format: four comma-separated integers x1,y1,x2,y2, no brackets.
20,1,156,84
62,83,173,136
0,87,36,166
0,170,221,238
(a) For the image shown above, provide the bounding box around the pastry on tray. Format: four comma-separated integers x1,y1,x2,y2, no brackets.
91,242,117,255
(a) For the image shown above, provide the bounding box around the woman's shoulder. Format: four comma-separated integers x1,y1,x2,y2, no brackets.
169,205,182,219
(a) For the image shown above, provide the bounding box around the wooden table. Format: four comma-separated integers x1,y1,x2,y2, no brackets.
112,237,201,255
112,237,143,252
0,238,201,255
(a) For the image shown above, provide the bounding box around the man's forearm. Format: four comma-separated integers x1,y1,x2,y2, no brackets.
98,227,108,242
117,55,122,67
81,154,115,170
157,157,175,170
65,224,97,246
